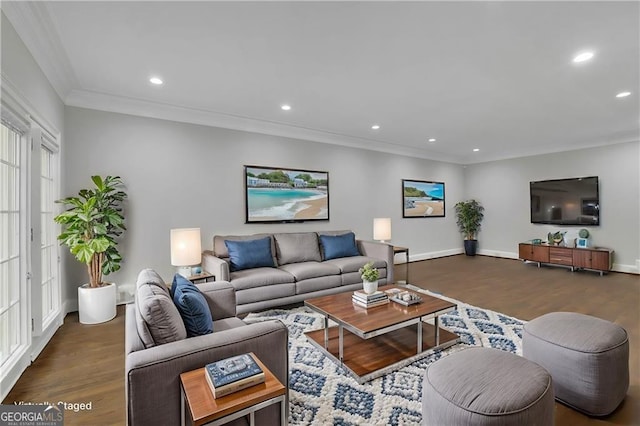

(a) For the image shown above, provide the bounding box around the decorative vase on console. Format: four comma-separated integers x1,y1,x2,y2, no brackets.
548,231,566,246
359,261,380,294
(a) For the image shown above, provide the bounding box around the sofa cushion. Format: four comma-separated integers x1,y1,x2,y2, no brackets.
296,275,343,294
135,269,186,348
279,261,341,281
229,267,296,291
171,274,214,337
235,283,297,305
319,232,360,260
225,237,275,272
324,256,387,274
274,232,322,265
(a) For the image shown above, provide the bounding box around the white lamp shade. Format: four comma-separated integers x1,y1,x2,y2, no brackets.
170,228,202,266
373,218,392,241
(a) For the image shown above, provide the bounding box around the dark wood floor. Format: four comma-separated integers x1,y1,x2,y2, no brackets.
4,255,638,425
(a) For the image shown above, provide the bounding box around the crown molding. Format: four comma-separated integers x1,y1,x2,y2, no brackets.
65,88,462,164
463,136,639,165
2,1,79,101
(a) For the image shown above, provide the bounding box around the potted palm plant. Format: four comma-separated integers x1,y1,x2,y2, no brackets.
454,199,485,256
54,175,127,324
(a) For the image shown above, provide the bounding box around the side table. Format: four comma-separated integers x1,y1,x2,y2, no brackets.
180,354,286,426
188,271,216,284
393,246,410,283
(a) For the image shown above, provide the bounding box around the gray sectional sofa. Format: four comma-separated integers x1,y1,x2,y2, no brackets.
202,231,394,314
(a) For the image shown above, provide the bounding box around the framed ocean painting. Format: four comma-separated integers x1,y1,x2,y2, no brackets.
244,165,329,223
402,179,445,218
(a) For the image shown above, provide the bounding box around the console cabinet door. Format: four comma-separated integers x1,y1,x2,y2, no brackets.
572,250,592,268
573,249,611,271
531,245,549,263
519,244,549,262
590,251,611,271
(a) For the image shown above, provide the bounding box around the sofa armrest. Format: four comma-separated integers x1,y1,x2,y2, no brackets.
357,240,395,283
197,281,237,320
202,250,230,281
126,320,288,426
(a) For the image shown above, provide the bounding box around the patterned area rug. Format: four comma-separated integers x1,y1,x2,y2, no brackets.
244,289,525,425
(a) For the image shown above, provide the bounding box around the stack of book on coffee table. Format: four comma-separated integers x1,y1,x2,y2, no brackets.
205,353,265,398
352,290,389,308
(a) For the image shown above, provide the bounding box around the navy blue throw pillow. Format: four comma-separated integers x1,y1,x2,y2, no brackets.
319,232,360,260
225,237,275,272
171,274,213,337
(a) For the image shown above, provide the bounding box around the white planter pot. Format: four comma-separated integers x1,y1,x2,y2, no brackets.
362,280,379,295
78,282,117,324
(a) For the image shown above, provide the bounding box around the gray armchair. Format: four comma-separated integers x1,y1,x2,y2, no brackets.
125,269,289,425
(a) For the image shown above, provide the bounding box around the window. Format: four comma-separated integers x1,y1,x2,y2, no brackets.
40,143,59,327
0,122,26,367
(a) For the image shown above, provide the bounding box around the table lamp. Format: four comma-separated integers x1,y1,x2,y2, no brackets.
170,228,202,277
373,218,392,243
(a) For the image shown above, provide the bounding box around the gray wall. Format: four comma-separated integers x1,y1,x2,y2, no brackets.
465,141,640,271
63,106,465,304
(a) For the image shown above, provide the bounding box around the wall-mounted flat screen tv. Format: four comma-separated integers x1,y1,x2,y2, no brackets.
530,176,599,226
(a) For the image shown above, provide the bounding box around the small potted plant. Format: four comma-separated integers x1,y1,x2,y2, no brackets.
359,261,380,294
454,199,485,256
54,175,127,324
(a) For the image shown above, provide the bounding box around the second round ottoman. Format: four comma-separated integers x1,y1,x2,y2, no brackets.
522,311,629,416
422,347,554,426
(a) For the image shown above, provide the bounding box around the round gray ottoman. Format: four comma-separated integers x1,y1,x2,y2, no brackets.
422,347,554,426
523,312,629,416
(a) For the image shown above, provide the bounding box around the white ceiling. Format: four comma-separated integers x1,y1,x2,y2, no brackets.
3,1,639,164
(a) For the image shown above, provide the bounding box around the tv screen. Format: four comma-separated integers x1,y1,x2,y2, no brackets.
530,176,599,226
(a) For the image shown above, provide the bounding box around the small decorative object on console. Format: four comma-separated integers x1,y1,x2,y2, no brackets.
547,231,566,246
205,353,265,398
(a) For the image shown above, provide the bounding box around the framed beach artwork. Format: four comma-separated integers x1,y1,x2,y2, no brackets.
244,165,329,223
402,179,445,218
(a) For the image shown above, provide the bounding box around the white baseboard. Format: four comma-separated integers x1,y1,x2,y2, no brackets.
409,248,463,262
477,249,519,259
612,263,640,274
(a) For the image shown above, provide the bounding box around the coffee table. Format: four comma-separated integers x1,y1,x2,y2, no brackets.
304,285,459,383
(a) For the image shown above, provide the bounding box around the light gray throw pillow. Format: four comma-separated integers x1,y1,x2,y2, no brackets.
274,232,322,265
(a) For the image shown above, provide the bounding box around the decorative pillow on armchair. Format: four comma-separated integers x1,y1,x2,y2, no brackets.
225,236,275,271
319,232,360,260
171,274,213,337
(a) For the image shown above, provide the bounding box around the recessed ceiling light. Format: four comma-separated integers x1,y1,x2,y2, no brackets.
281,104,291,111
428,138,436,142
616,91,631,98
572,51,594,63
473,148,480,152
149,77,163,85
371,125,380,130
